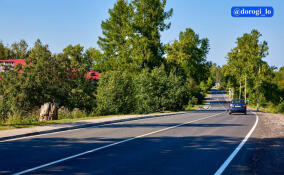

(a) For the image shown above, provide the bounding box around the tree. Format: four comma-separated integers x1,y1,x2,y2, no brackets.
85,47,104,72
10,40,29,59
97,0,134,71
61,44,97,111
0,39,70,119
131,0,173,69
165,28,210,84
223,29,273,108
0,42,11,60
96,71,134,115
97,0,172,72
134,65,187,113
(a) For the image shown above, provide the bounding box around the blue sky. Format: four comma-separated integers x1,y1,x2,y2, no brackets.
0,0,283,67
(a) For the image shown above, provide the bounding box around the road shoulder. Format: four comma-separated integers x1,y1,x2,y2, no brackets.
250,111,284,175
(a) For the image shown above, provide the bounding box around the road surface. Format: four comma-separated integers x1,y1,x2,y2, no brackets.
0,89,257,175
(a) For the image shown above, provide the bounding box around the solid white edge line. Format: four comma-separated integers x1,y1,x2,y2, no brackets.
13,112,224,175
214,111,259,175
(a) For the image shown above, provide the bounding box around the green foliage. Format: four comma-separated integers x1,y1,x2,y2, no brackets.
199,81,207,93
61,44,97,111
97,0,172,72
0,40,67,118
165,28,210,84
10,40,29,59
96,71,134,115
0,41,12,59
185,96,198,111
276,100,284,113
134,66,187,113
58,108,88,120
222,29,284,113
0,40,97,121
0,0,216,124
0,40,30,60
185,77,204,104
85,48,104,72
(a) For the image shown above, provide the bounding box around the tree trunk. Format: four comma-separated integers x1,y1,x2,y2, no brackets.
239,79,242,99
257,66,261,111
39,102,59,121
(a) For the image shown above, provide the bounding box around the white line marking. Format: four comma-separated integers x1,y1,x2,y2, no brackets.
13,112,224,175
214,111,259,175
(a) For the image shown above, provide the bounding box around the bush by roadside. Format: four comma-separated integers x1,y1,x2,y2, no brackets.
95,71,135,115
134,66,187,114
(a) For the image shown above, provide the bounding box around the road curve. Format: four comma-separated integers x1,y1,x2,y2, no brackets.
0,89,257,175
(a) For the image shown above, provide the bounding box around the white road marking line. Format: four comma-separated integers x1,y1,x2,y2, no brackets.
214,111,259,175
13,112,224,175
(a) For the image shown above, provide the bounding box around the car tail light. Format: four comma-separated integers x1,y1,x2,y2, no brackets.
243,104,247,108
229,104,233,107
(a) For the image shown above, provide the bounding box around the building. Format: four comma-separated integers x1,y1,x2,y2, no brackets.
0,59,100,80
0,59,26,72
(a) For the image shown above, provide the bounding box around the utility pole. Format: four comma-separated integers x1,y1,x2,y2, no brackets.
257,66,260,112
245,76,247,103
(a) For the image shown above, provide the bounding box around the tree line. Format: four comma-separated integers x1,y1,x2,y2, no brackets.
0,0,214,122
220,29,284,113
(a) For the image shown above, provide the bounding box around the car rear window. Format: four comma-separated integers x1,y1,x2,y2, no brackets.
231,99,245,103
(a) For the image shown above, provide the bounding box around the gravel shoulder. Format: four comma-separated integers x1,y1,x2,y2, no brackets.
251,111,284,174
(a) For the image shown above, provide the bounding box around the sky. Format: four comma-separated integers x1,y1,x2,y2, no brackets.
0,0,283,67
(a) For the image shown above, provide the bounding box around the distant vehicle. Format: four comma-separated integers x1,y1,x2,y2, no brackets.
0,59,100,80
228,99,247,115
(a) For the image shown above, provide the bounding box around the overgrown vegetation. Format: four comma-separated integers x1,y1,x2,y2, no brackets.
220,29,284,113
0,0,216,125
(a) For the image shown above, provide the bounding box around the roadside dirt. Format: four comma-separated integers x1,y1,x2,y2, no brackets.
251,111,284,175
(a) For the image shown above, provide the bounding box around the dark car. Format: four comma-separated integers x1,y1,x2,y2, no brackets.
228,99,247,115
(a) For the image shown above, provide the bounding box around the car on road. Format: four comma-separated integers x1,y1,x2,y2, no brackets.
228,99,247,115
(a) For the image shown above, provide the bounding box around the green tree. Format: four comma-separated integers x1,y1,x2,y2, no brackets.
165,28,210,84
0,39,70,119
97,0,172,72
131,0,173,69
85,47,104,72
10,40,29,59
97,0,134,71
96,71,134,115
0,42,11,60
134,66,187,113
61,44,97,111
221,29,284,112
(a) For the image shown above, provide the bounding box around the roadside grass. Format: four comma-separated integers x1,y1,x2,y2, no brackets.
0,110,183,131
185,103,205,111
248,103,284,115
0,96,209,131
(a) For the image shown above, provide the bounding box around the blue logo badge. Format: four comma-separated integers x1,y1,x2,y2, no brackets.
231,7,273,17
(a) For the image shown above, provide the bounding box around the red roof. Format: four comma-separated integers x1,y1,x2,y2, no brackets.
0,59,100,80
0,59,26,65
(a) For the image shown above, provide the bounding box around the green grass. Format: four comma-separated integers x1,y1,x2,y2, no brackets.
248,104,284,115
0,110,183,131
0,97,209,131
0,114,134,130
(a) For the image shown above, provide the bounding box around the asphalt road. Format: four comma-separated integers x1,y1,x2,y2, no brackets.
0,89,257,175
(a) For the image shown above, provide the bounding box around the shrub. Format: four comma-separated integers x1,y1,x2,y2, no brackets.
95,71,134,115
276,101,284,113
134,66,187,114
